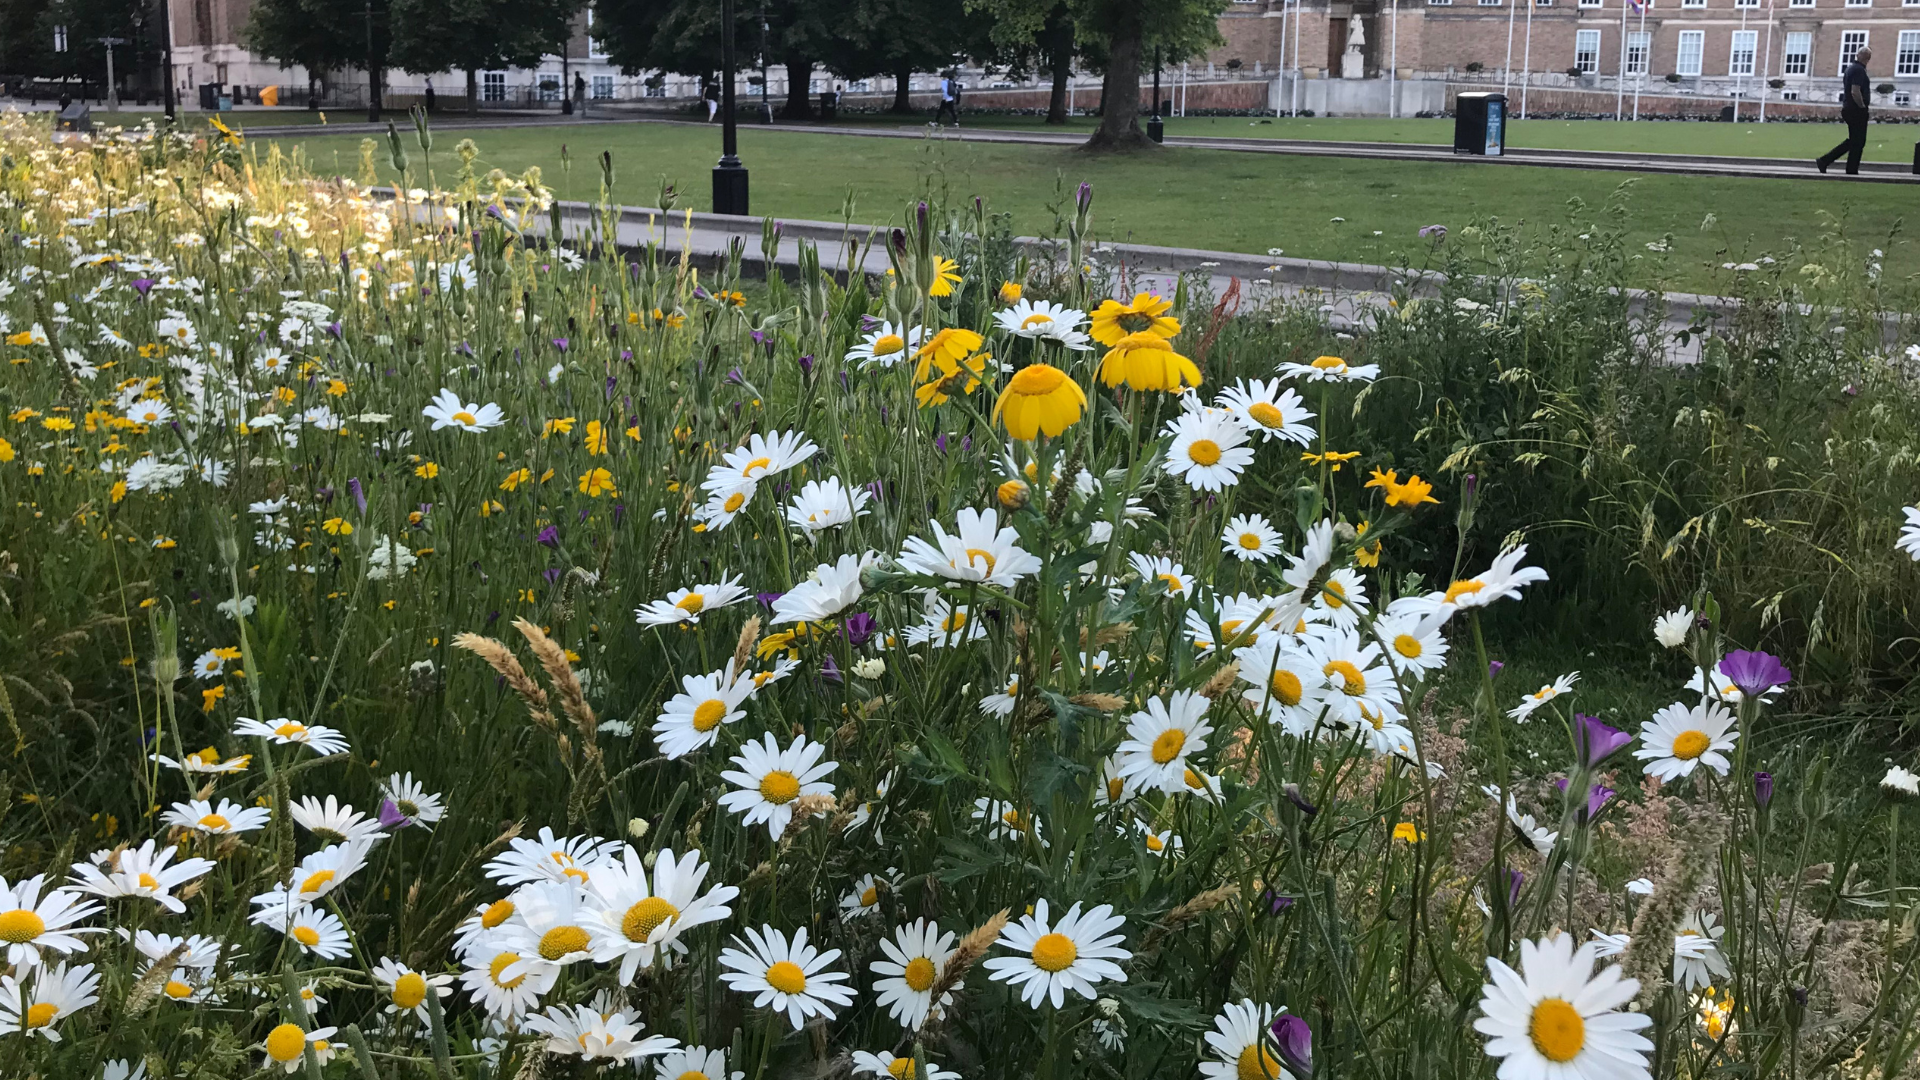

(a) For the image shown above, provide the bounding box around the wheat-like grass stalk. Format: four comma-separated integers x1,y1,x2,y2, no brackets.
512,618,597,737
452,632,558,733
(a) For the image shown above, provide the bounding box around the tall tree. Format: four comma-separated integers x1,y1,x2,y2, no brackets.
820,0,977,115
246,0,391,114
6,0,159,91
595,0,828,120
388,0,577,115
964,0,1076,124
1071,0,1224,150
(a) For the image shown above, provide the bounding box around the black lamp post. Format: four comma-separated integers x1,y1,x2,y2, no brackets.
1148,46,1163,143
712,0,750,214
159,0,176,120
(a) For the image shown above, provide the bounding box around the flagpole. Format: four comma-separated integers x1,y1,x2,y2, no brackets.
1615,0,1628,119
1632,0,1647,118
1279,0,1291,116
1292,0,1303,116
1391,0,1400,117
1758,0,1775,121
1503,0,1518,96
1520,0,1535,117
1732,2,1749,120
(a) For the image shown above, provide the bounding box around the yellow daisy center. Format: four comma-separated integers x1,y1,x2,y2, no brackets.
299,869,335,895
1672,730,1712,760
1237,1044,1286,1080
1322,580,1347,608
962,548,998,576
1393,634,1423,659
1246,401,1286,429
1145,833,1165,852
1031,932,1079,972
1238,532,1263,550
874,333,905,355
1157,573,1186,594
677,1073,711,1080
1187,439,1222,467
903,956,937,992
1151,728,1188,764
1442,579,1485,604
1107,777,1126,802
1310,355,1347,371
481,899,515,928
759,770,802,804
538,924,590,960
293,925,321,947
888,1058,917,1079
489,952,527,989
942,611,969,633
165,979,194,999
1184,768,1207,790
691,699,728,732
860,884,881,907
743,456,772,476
392,972,428,1009
1269,670,1304,707
137,872,160,889
622,897,679,942
1021,312,1055,328
1528,998,1586,1063
453,411,478,426
675,593,706,614
265,1022,307,1061
273,721,308,739
765,960,808,994
23,1001,56,1028
1324,660,1367,696
723,492,746,513
198,813,231,831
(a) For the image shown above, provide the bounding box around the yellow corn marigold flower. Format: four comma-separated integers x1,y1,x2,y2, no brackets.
500,467,532,491
542,417,576,438
584,420,608,456
1089,292,1180,346
41,417,74,432
322,517,353,536
201,685,226,713
10,407,39,422
997,479,1030,509
998,281,1023,303
914,352,990,408
414,462,439,479
912,328,985,380
928,257,962,297
1355,521,1382,567
4,332,33,347
1301,450,1362,472
110,480,127,501
1365,468,1439,509
578,467,617,497
0,437,13,463
994,363,1087,440
1392,821,1424,843
1097,333,1201,393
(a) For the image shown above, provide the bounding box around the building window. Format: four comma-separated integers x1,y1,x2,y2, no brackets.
1729,30,1757,74
1627,31,1651,74
1788,0,1813,7
1840,30,1869,73
1478,0,1502,7
1735,0,1758,7
1579,0,1601,7
586,9,608,58
1676,30,1704,75
1575,29,1602,72
1845,0,1869,6
1428,0,1453,6
482,71,507,102
52,24,68,51
538,71,562,101
1681,0,1704,8
1783,33,1812,73
1897,91,1913,106
591,74,613,99
1898,29,1920,74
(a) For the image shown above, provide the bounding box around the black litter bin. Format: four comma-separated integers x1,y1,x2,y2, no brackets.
197,82,220,111
819,91,838,120
1453,92,1506,156
1718,105,1734,121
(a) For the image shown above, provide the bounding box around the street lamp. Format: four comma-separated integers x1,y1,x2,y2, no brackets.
159,0,177,120
712,0,749,215
1148,47,1163,143
99,36,127,111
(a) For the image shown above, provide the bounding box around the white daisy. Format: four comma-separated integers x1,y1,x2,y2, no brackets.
260,1022,340,1073
1093,755,1137,808
772,552,880,625
1199,999,1295,1080
652,665,755,759
1472,934,1653,1080
717,925,857,1029
524,1002,680,1062
68,840,215,914
717,734,837,841
852,1051,961,1080
846,322,924,367
971,798,1046,846
1217,378,1316,445
1309,567,1369,630
1408,545,1549,622
586,846,738,983
1112,690,1214,795
1221,513,1284,562
1298,628,1404,730
488,881,601,980
709,430,818,489
151,746,251,774
289,795,387,846
371,956,455,1023
635,574,752,627
1653,607,1695,648
250,904,351,960
162,798,271,836
1683,662,1784,707
249,841,374,917
1635,701,1738,781
1136,821,1183,858
979,673,1021,719
838,869,900,920
123,399,174,426
1127,552,1195,601
784,477,873,534
1277,353,1380,383
422,387,505,432
993,300,1090,347
379,772,446,827
653,1046,743,1080
1672,911,1732,991
232,716,351,756
1370,608,1451,679
902,594,987,649
0,961,99,1040
1590,930,1632,958
1163,409,1254,491
871,918,957,1031
1508,673,1579,723
984,899,1131,1009
483,827,620,889
1234,636,1330,737
897,507,1043,588
190,650,226,680
460,942,558,1019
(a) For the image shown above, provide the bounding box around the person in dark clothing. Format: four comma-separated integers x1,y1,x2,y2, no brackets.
1817,47,1871,175
933,70,960,126
423,78,436,112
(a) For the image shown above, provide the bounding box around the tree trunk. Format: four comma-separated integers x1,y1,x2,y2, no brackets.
1084,6,1152,151
1045,11,1074,125
781,57,814,119
889,63,914,114
466,67,478,116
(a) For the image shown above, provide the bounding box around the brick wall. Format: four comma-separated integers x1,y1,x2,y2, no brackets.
837,80,1271,114
1443,80,1892,116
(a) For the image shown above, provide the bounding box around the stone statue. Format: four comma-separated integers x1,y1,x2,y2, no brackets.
1341,17,1367,79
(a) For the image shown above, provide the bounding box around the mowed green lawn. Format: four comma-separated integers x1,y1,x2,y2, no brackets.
271,121,1913,289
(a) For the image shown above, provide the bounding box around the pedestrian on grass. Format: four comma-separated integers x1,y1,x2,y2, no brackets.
423,77,435,112
704,79,720,121
934,70,960,126
1816,46,1871,175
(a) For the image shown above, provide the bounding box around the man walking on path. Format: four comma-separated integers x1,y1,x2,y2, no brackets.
1817,47,1871,175
933,71,961,126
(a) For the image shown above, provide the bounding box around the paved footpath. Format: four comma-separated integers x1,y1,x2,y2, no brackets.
245,110,1919,184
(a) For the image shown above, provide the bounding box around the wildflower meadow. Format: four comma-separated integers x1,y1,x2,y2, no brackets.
3,110,1920,1080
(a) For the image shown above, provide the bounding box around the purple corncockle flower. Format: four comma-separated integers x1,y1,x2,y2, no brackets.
542,567,563,584
692,286,709,301
551,337,569,352
347,477,367,516
1270,1015,1313,1076
843,613,876,648
1754,771,1774,809
326,322,343,339
1507,869,1525,906
934,433,948,454
1575,713,1632,766
131,278,154,297
838,370,850,393
797,353,815,378
1721,649,1792,699
535,525,560,548
378,799,415,830
1488,660,1504,678
820,655,843,684
613,503,626,526
1261,890,1294,915
1419,224,1448,240
962,435,972,453
605,376,618,399
755,591,785,608
1076,181,1093,213
859,314,882,332
725,367,745,385
316,486,335,504
890,228,907,255
1585,784,1616,820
